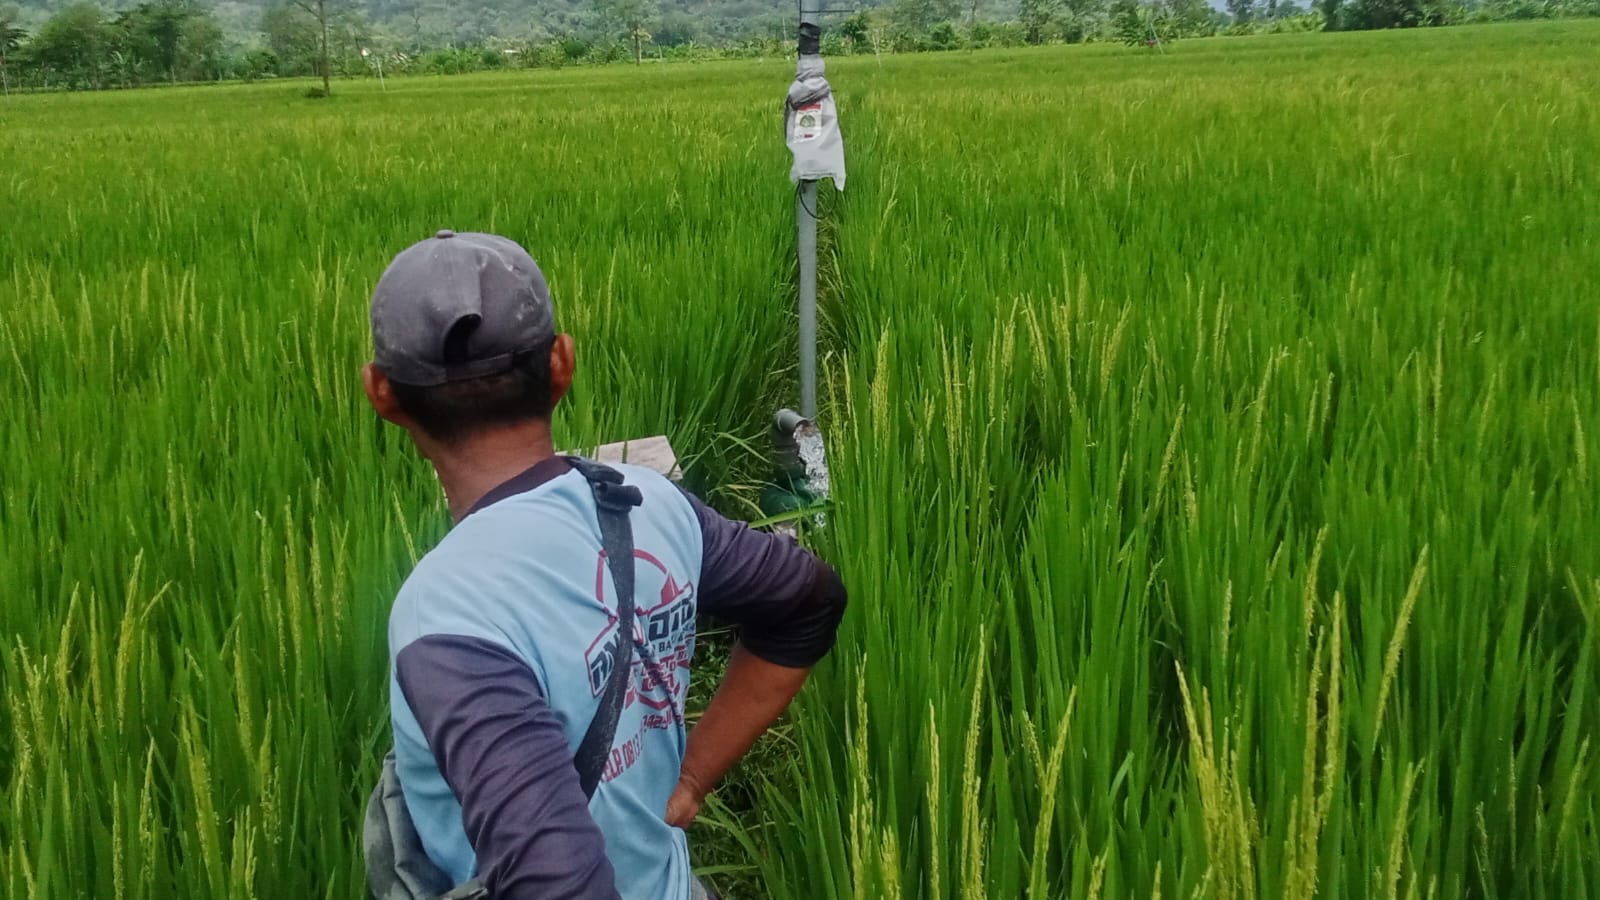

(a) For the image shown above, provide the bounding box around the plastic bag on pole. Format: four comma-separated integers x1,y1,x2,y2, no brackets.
785,54,846,190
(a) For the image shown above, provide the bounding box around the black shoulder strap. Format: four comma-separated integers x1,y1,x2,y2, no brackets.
566,458,644,800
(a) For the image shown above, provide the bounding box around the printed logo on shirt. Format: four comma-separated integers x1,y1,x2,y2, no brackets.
584,548,697,784
602,729,647,784
583,549,696,714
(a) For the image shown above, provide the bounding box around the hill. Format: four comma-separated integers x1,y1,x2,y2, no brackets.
4,0,1025,49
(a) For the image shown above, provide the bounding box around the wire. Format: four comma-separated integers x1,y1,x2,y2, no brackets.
797,182,821,220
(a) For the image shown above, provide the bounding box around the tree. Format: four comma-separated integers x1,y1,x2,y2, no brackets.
1166,0,1218,33
293,0,332,94
1062,0,1112,39
263,0,364,91
260,0,347,94
593,0,656,63
1019,0,1062,43
653,12,695,46
1112,0,1168,44
24,2,112,89
890,0,961,34
1228,0,1258,21
179,10,224,80
242,46,278,78
837,11,873,51
142,2,183,81
0,4,26,94
386,0,453,53
1337,0,1452,27
262,2,319,75
114,1,200,84
627,17,650,63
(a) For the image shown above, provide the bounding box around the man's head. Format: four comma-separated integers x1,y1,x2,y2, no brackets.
363,230,574,449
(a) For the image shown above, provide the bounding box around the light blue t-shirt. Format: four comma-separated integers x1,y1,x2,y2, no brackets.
388,461,702,899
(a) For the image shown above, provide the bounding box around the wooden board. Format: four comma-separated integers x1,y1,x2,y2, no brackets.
563,434,682,481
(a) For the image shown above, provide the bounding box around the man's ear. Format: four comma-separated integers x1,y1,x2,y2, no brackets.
548,334,575,411
362,362,412,427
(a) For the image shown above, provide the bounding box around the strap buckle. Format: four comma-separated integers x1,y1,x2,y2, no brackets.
569,457,644,511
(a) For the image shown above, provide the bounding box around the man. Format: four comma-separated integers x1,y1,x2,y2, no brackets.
362,230,847,899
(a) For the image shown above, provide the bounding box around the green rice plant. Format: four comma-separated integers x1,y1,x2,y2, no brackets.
0,62,805,897
3,19,1599,900
738,19,1599,900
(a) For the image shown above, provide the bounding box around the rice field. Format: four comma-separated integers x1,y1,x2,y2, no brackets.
2,20,1597,900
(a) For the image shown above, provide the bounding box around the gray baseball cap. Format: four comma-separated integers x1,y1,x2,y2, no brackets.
370,230,555,387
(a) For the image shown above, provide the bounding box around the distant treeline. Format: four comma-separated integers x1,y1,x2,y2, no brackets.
1,0,1596,93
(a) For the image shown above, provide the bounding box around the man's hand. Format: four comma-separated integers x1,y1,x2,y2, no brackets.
665,771,708,828
667,645,811,828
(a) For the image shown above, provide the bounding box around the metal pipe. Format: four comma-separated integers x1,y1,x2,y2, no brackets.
797,179,819,420
775,408,808,434
795,0,823,421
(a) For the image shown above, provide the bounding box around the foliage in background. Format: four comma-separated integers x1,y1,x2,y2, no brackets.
0,3,32,90
2,0,224,89
2,0,1599,91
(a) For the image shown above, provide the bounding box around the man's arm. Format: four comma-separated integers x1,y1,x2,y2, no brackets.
667,645,813,826
396,634,621,900
669,490,848,825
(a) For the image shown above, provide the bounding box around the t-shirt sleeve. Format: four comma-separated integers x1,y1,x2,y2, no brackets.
677,487,848,668
395,633,621,900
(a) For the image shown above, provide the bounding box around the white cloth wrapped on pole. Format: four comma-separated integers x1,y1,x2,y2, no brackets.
785,54,847,190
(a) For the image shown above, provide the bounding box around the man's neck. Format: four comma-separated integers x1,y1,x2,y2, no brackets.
424,422,556,523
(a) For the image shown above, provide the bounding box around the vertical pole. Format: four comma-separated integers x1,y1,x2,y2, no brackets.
319,0,330,97
797,179,819,420
797,0,821,421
